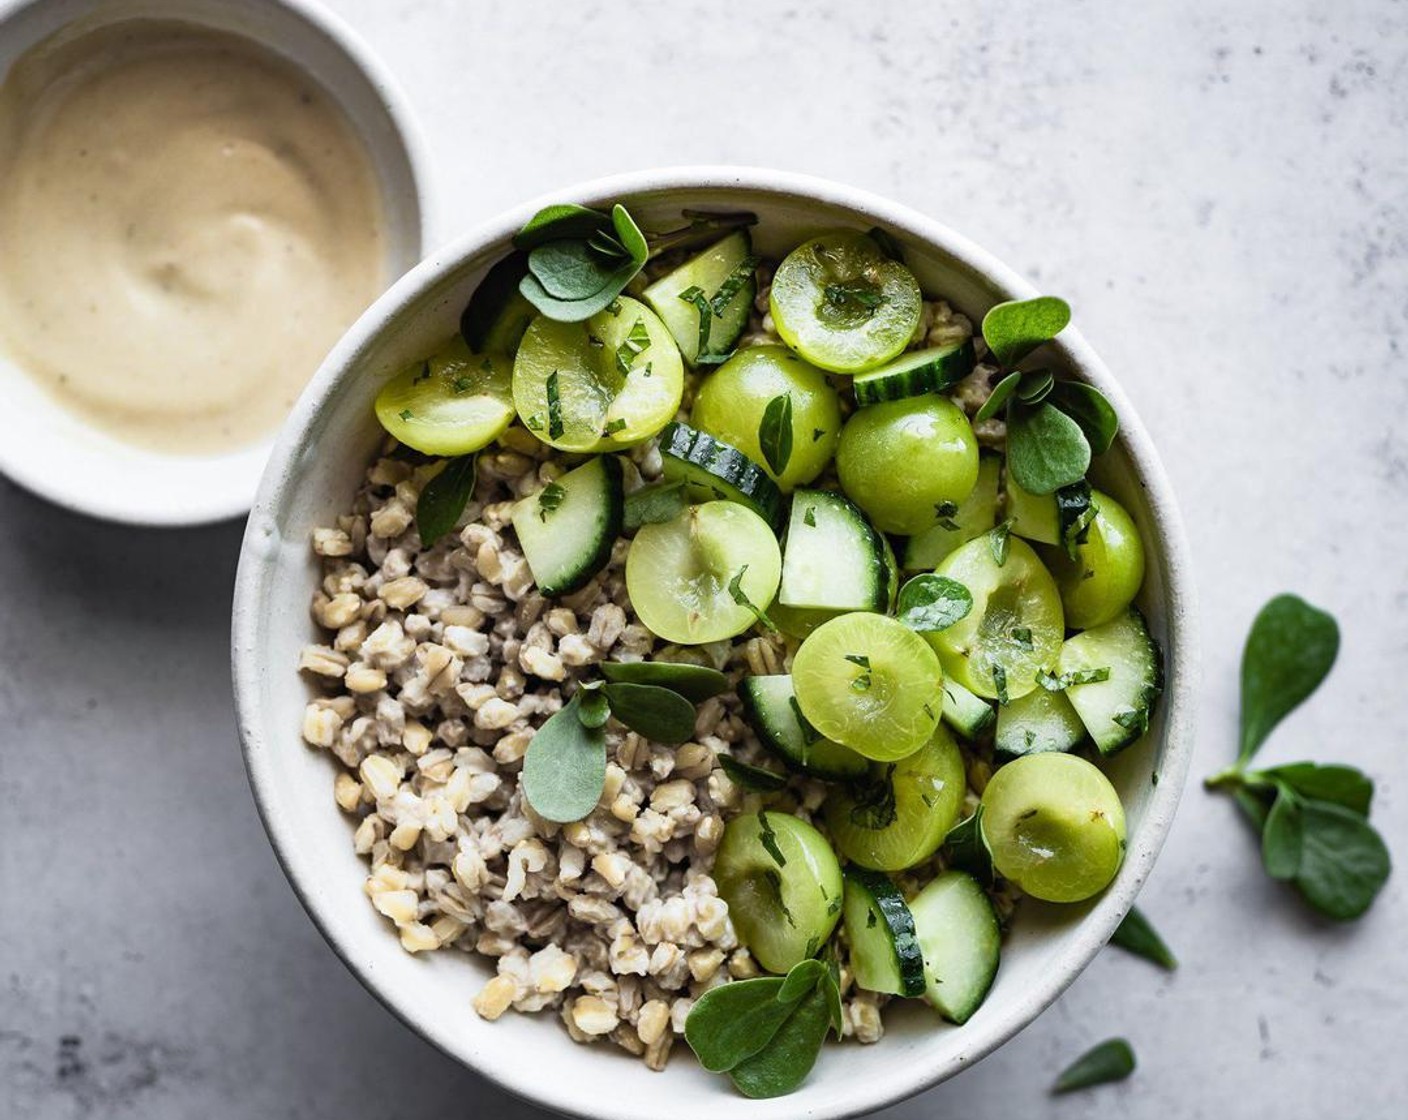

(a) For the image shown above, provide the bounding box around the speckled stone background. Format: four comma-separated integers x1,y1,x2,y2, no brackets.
2,1,1405,1116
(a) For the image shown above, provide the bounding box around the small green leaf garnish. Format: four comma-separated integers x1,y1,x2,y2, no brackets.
1052,1038,1136,1093
848,765,898,829
802,506,817,527
718,755,788,792
895,574,973,634
758,393,794,477
1109,906,1177,970
577,684,611,730
1016,368,1055,403
843,654,871,669
398,408,414,421
536,480,566,521
520,695,607,823
415,455,477,546
623,481,688,530
992,664,1010,705
1038,666,1112,690
598,659,730,702
679,284,714,358
757,811,787,867
728,565,777,632
1010,626,1034,649
1049,381,1120,454
683,977,797,1073
546,371,565,439
1204,594,1390,921
600,681,697,744
710,254,761,316
981,295,1071,369
615,317,652,375
974,370,1021,425
601,417,628,438
1006,401,1091,495
988,519,1013,566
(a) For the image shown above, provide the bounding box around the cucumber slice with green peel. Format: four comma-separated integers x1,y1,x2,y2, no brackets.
852,340,976,406
643,230,757,365
1057,607,1163,755
903,454,1002,571
842,869,925,997
1007,473,1095,549
941,678,996,740
779,490,888,612
511,456,623,597
375,337,515,456
909,870,1001,1024
739,675,868,782
460,251,537,356
994,685,1087,759
927,535,1065,702
1042,489,1145,630
659,422,784,530
625,501,782,645
512,297,683,452
713,811,844,975
822,725,967,871
770,231,923,374
792,612,944,761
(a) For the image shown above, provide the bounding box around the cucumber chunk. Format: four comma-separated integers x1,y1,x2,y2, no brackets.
511,456,623,597
644,230,757,364
941,678,996,740
713,811,844,974
852,340,976,406
374,337,515,456
739,675,868,782
909,870,1001,1024
659,422,784,530
843,869,925,997
822,725,966,871
1007,473,1094,549
903,454,1002,571
1057,607,1163,755
779,490,887,612
994,686,1087,759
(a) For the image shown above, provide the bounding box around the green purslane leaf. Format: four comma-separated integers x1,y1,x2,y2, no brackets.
683,977,796,1073
1006,401,1092,495
577,685,611,730
520,695,607,823
610,203,649,264
895,574,974,634
758,393,795,477
1238,594,1340,765
1257,762,1373,816
1016,368,1055,403
1292,799,1391,920
600,681,698,744
460,251,531,351
1109,906,1177,971
1049,381,1120,455
973,370,1021,424
514,202,649,322
717,754,789,792
982,295,1071,369
513,203,610,249
599,659,730,703
518,270,633,323
1052,1038,1136,1093
415,455,477,546
776,959,827,1003
728,985,832,1099
1261,785,1304,880
623,481,688,531
528,238,623,301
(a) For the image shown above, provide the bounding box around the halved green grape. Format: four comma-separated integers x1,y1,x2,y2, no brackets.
690,344,842,491
927,535,1064,702
769,231,922,374
375,336,514,455
713,811,844,974
836,395,979,535
822,724,966,870
792,612,943,761
512,297,683,452
625,502,781,645
979,752,1126,903
1042,490,1146,630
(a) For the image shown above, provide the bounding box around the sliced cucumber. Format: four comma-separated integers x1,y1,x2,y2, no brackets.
739,675,868,782
852,340,976,406
994,686,1087,759
779,489,887,612
842,869,925,998
903,454,1001,571
511,456,623,597
941,678,996,740
375,337,515,456
659,421,784,530
909,870,1001,1024
1057,607,1163,755
1007,473,1094,549
460,251,537,356
644,230,757,364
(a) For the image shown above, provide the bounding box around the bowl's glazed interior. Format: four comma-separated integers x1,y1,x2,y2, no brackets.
233,169,1196,1120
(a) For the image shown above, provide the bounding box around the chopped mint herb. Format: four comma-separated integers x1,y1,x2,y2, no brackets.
1113,707,1148,734
989,520,1013,566
537,481,566,521
802,506,817,528
679,284,714,358
849,765,898,829
709,254,760,315
398,408,414,421
992,664,1010,705
727,565,777,632
845,653,872,693
758,393,794,477
546,371,564,439
758,812,787,867
615,318,652,375
934,500,961,532
1039,666,1112,690
812,428,825,442
525,414,544,432
1010,627,1034,650
602,417,628,438
844,654,871,669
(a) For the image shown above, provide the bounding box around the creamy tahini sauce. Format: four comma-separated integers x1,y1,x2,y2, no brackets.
0,20,387,454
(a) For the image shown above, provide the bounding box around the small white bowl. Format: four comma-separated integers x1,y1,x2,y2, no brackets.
233,168,1198,1120
0,0,434,526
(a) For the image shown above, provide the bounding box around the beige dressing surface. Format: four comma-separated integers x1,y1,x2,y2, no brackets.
0,20,387,455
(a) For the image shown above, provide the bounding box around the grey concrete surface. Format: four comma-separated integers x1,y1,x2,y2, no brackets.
2,1,1405,1117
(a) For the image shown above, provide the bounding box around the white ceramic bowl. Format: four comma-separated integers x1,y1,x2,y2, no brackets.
0,0,434,526
233,168,1198,1120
